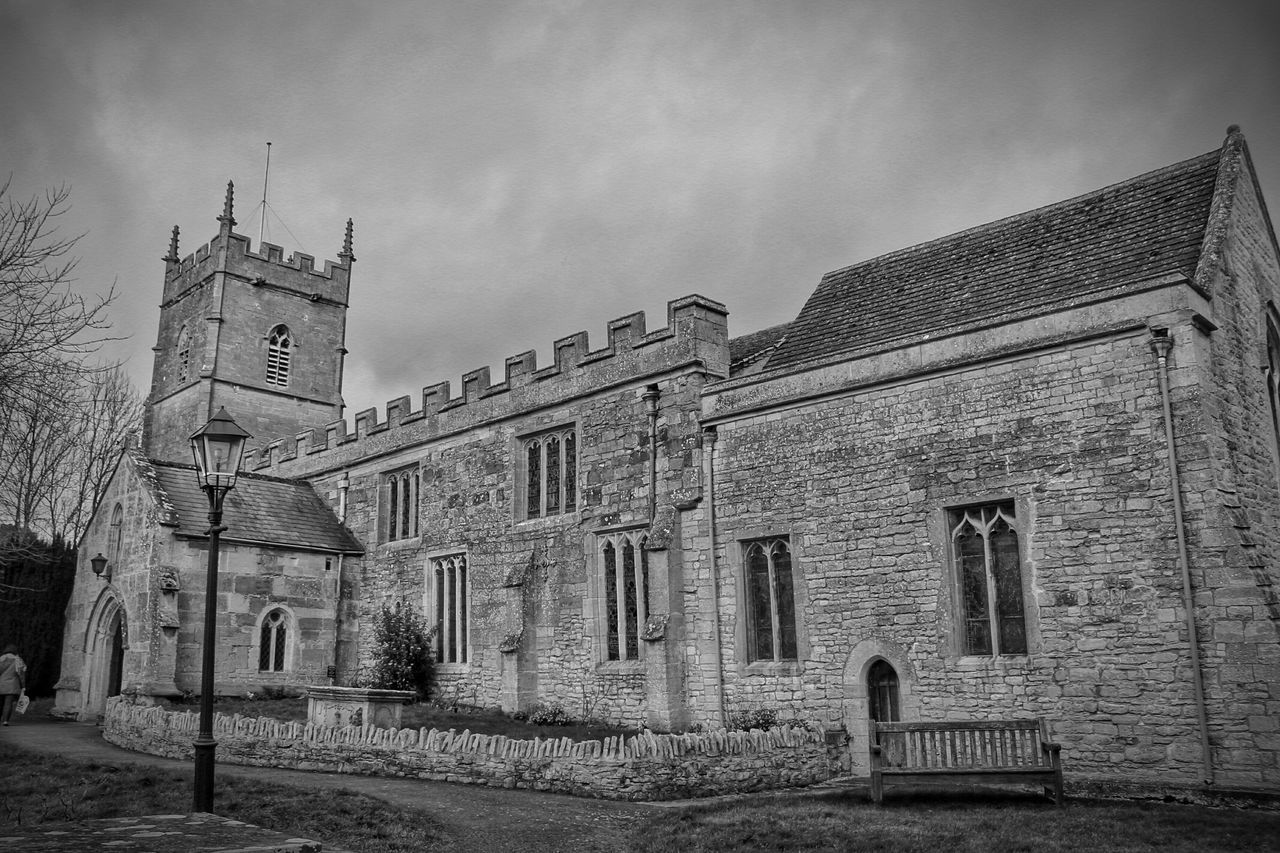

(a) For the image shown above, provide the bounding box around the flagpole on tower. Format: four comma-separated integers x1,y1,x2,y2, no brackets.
259,142,272,246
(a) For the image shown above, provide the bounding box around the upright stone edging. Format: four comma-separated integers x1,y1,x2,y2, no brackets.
102,697,837,800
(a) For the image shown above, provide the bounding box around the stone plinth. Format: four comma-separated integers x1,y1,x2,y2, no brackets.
306,685,415,729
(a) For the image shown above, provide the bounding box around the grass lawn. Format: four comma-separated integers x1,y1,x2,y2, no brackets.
0,739,446,852
183,695,639,741
634,787,1280,852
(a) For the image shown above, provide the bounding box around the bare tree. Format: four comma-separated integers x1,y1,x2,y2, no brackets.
0,179,128,544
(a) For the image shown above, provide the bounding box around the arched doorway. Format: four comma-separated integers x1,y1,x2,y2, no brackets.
106,612,124,699
81,592,127,720
867,659,901,723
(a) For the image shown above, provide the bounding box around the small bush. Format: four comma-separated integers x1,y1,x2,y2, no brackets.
524,701,573,726
727,708,778,731
367,602,436,699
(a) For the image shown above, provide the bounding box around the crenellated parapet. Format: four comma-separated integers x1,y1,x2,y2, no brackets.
245,294,729,476
162,231,353,307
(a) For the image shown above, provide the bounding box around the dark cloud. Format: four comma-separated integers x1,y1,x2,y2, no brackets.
2,0,1276,424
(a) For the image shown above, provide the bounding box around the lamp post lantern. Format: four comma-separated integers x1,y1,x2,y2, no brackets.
188,407,251,813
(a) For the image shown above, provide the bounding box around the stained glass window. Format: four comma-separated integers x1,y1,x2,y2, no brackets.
259,609,287,672
433,554,469,664
604,541,619,659
950,503,1027,656
601,531,648,661
744,537,797,662
385,469,418,541
1268,318,1280,490
522,427,576,519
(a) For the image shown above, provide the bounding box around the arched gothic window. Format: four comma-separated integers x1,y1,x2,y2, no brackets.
1266,315,1280,490
175,326,191,383
259,609,288,672
600,530,649,661
385,468,419,542
523,427,576,519
432,554,468,664
744,537,796,662
951,502,1026,656
108,503,124,568
265,325,292,387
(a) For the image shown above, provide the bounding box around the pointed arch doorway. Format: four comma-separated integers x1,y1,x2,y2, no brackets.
867,659,901,723
82,593,127,720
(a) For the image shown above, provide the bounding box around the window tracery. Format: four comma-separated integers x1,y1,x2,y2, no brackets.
950,502,1027,656
176,326,191,383
600,530,649,661
744,537,796,662
522,427,576,519
258,608,288,672
266,324,292,387
385,468,419,542
432,554,469,664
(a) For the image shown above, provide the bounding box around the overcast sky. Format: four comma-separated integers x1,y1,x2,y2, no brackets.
3,0,1278,431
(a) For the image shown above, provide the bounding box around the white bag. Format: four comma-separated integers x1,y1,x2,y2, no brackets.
15,691,29,715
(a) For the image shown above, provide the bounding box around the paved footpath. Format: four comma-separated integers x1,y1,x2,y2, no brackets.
5,718,663,853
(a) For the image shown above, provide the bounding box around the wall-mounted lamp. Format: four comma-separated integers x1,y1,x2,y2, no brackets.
90,553,110,582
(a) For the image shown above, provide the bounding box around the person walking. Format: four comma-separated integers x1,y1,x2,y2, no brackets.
0,645,27,725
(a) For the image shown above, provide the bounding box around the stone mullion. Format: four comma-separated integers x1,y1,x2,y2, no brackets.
633,536,647,659
454,558,466,664
982,523,1000,657
613,538,628,660
768,549,782,662
443,562,454,663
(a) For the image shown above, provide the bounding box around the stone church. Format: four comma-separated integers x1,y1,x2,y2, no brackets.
56,127,1280,790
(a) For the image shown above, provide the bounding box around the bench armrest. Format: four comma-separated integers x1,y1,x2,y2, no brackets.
1041,741,1062,754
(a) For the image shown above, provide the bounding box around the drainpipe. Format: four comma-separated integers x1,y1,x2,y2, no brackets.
643,384,661,522
338,472,350,523
333,472,351,683
1150,328,1213,785
702,425,728,728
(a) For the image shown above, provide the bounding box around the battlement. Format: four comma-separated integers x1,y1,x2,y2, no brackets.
245,294,729,476
162,230,352,306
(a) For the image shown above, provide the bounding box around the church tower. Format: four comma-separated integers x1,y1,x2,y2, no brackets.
142,182,353,462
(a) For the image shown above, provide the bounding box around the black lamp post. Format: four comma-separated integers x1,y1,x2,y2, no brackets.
188,407,251,813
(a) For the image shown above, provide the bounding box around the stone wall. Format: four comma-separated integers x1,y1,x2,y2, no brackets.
102,698,836,801
699,281,1267,785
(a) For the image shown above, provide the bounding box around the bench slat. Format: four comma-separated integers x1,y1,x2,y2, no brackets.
870,718,1063,806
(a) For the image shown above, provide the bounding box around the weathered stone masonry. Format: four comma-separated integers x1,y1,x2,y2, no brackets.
58,129,1280,796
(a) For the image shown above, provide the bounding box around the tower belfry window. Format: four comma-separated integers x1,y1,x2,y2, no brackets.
266,325,292,387
176,326,191,383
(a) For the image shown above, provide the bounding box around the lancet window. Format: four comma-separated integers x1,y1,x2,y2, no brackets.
1267,315,1280,490
385,468,420,542
266,324,292,387
258,608,288,672
432,554,469,664
951,502,1027,656
600,530,649,661
522,427,576,519
176,326,191,383
744,537,797,662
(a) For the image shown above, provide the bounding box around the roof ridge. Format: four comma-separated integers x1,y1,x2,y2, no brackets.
817,148,1222,283
146,457,309,486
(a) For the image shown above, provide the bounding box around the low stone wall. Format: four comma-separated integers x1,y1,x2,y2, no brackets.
102,698,838,800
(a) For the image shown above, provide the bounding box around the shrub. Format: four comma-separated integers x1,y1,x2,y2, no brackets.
367,602,435,699
524,701,573,726
727,708,779,731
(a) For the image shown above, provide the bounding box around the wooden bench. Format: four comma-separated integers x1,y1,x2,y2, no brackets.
869,719,1063,804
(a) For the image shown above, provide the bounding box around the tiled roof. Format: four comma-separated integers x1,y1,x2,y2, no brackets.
767,148,1222,370
729,322,790,376
149,461,363,553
